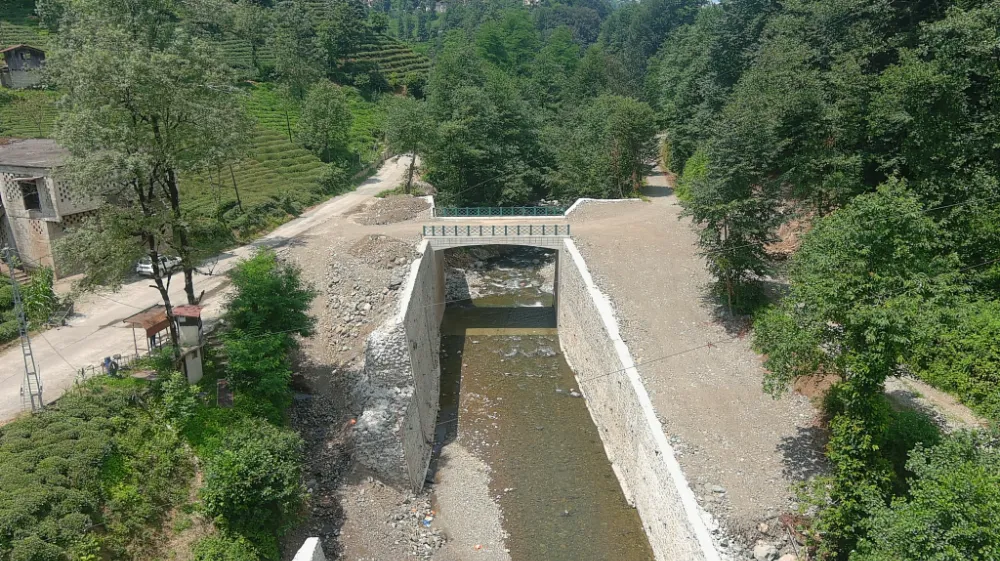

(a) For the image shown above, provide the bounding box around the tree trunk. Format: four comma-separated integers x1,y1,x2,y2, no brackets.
229,164,244,213
164,169,198,305
284,108,293,142
406,152,416,194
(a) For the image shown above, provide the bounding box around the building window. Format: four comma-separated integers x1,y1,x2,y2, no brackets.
21,182,41,211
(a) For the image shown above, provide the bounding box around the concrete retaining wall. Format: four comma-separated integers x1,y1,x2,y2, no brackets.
557,239,720,561
353,240,442,491
293,538,326,561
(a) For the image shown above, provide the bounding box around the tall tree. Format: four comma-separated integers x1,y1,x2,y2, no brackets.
268,0,324,99
550,95,657,199
51,0,251,346
385,97,432,193
297,80,353,162
232,0,271,76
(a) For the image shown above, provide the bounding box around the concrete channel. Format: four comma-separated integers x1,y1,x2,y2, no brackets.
351,232,721,561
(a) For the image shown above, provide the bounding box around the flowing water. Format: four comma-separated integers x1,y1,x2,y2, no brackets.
432,248,653,561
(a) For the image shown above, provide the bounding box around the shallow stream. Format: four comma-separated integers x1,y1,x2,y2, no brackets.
432,248,653,561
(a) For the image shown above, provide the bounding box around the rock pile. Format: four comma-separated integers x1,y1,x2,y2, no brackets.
323,247,411,355
349,234,418,269
356,195,431,225
388,495,447,559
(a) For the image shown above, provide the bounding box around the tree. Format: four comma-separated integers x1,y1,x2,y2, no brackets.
297,81,353,162
201,419,304,555
317,0,367,72
423,39,547,206
51,0,251,348
224,249,316,341
267,0,324,99
385,97,431,193
753,183,961,557
232,0,271,76
854,430,1000,561
549,94,657,199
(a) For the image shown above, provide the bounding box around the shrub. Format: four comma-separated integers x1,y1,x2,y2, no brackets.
22,267,55,327
675,145,708,202
223,331,292,411
853,430,1000,561
200,419,304,545
192,534,260,561
224,250,316,342
0,381,189,559
160,371,200,430
909,299,1000,422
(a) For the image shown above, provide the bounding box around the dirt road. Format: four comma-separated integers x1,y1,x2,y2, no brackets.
0,156,414,422
569,170,824,552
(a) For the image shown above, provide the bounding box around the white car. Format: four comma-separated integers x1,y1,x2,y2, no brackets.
135,255,182,277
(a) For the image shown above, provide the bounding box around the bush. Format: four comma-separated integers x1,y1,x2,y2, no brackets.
223,331,292,411
909,299,1000,422
22,267,55,327
160,371,200,430
200,419,304,547
853,430,1000,561
0,381,189,560
192,534,260,561
224,250,316,342
675,145,708,202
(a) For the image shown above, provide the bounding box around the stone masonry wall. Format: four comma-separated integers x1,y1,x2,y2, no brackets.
353,240,442,491
557,239,720,561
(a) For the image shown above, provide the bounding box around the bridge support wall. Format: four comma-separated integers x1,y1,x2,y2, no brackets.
557,239,720,561
353,240,444,491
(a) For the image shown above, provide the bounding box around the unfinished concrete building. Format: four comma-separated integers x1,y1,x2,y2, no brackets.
0,139,99,278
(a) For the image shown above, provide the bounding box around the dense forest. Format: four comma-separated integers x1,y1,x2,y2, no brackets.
1,0,999,559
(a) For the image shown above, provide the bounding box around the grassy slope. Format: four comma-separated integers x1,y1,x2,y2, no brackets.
0,1,49,50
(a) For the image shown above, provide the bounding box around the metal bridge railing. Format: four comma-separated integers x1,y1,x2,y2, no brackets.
422,224,571,237
433,206,567,218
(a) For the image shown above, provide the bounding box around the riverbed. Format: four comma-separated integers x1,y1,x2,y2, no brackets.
429,247,653,561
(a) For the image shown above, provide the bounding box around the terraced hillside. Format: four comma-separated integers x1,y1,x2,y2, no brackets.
0,90,57,137
0,2,49,50
351,34,431,79
181,126,329,221
246,83,386,165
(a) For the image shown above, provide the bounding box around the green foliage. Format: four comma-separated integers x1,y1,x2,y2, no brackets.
193,534,260,561
200,419,304,548
424,38,547,206
385,96,431,192
224,249,316,341
674,145,708,202
297,80,354,162
549,94,658,199
223,331,292,417
22,267,54,328
909,299,1000,422
0,381,190,560
853,430,1000,561
160,371,200,430
755,183,960,400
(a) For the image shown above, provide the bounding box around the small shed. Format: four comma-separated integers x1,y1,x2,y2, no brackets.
122,306,170,354
0,45,46,89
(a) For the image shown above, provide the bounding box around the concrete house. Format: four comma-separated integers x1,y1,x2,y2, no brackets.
0,139,100,278
0,45,46,89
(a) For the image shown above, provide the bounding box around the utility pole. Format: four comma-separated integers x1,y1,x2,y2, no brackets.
2,248,43,411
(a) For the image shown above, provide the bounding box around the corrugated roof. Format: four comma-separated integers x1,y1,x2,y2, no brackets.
0,44,45,54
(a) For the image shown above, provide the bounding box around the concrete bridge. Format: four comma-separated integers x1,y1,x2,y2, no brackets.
420,223,570,250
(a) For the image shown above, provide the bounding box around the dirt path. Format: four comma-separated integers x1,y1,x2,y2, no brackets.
569,171,824,551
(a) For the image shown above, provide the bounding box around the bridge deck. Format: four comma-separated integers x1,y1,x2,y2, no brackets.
421,223,570,249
